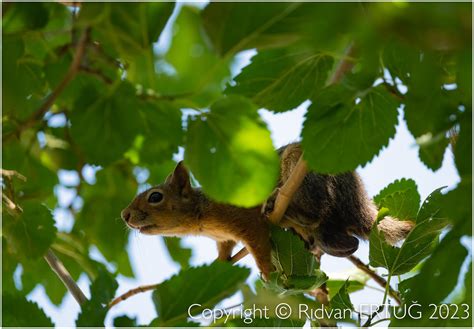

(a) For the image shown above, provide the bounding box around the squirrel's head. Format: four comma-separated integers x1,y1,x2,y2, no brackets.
121,161,198,236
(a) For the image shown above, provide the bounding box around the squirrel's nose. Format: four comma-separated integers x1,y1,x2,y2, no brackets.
121,209,131,223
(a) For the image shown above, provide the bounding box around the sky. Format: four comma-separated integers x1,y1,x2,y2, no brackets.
25,2,467,328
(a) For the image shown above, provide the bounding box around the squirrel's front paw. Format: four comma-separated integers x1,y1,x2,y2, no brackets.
261,188,279,219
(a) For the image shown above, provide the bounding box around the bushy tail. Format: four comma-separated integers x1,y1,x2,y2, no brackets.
377,216,414,244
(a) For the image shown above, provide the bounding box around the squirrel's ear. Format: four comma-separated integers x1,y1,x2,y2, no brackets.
166,161,191,196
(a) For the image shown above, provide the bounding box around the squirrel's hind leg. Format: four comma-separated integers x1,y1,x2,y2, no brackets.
314,223,359,257
216,240,237,261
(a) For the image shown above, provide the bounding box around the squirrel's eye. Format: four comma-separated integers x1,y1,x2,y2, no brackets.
148,191,163,204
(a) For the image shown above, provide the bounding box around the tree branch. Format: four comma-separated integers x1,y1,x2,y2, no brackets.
347,255,401,305
44,249,87,305
3,28,90,142
108,283,159,309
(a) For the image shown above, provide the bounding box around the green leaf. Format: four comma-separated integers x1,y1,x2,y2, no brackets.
2,35,46,120
113,315,137,327
302,85,399,174
202,3,301,56
136,100,183,166
227,47,333,112
403,53,462,138
163,237,192,269
3,3,49,33
70,81,143,166
398,231,468,305
3,202,57,260
454,111,472,178
267,227,328,294
370,188,449,275
152,262,250,326
2,140,58,201
76,270,118,327
81,3,173,57
417,132,450,171
156,6,231,107
373,178,420,220
2,293,53,326
330,280,354,313
76,164,137,277
185,96,279,207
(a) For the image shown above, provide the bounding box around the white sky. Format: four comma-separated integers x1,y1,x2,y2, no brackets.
25,2,465,327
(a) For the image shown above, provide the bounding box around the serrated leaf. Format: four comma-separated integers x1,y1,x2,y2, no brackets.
185,95,279,207
373,178,420,220
152,262,250,326
302,85,399,174
70,81,143,166
398,231,468,305
163,237,192,269
2,293,53,327
76,270,118,327
330,280,354,313
227,48,333,112
3,202,57,260
370,188,449,275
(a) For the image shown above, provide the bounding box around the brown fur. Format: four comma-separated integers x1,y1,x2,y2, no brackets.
121,143,413,278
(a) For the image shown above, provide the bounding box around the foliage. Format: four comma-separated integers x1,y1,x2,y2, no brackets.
1,2,471,327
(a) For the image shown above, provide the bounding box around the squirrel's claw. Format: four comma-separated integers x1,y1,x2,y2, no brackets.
261,187,280,219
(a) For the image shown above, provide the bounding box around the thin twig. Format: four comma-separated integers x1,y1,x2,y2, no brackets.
108,283,159,309
347,255,401,305
3,28,90,142
44,249,87,305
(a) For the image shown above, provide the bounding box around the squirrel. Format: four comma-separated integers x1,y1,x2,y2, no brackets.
121,143,414,279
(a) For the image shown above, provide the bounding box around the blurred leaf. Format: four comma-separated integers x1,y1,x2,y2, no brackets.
70,81,143,166
152,262,250,326
454,111,472,178
76,164,137,277
202,3,301,56
227,47,333,112
163,237,192,269
79,2,174,89
373,178,420,220
403,53,461,138
417,133,450,171
185,96,279,207
2,140,58,201
113,315,137,327
156,6,231,107
3,202,56,260
2,35,46,120
76,270,118,326
80,2,173,57
3,3,49,33
2,293,53,326
370,188,449,275
302,85,399,174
